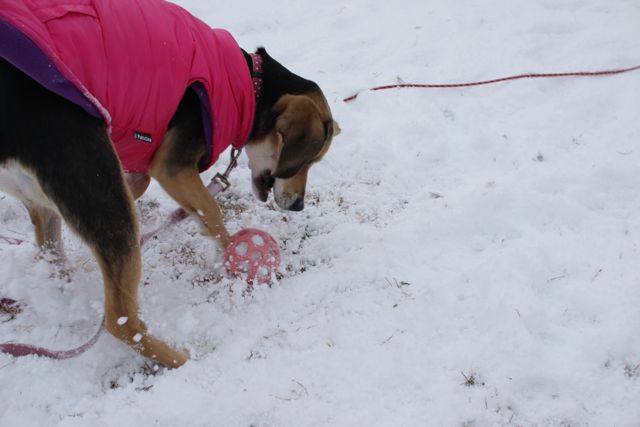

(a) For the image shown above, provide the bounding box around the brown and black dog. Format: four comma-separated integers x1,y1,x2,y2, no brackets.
0,43,339,367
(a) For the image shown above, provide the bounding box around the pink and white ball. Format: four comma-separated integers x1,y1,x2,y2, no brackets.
224,228,281,284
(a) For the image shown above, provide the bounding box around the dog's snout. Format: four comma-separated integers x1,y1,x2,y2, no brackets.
289,197,304,211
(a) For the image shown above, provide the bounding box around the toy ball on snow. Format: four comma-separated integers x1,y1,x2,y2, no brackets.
224,228,281,284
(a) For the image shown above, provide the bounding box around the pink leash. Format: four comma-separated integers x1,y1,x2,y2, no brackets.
0,150,242,360
343,64,640,102
0,318,104,359
0,235,25,245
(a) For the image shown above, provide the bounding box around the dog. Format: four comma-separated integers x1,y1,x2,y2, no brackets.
0,0,339,368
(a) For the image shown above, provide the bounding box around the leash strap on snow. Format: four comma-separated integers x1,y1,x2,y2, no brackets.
0,319,104,359
343,64,640,102
0,298,105,360
0,235,24,245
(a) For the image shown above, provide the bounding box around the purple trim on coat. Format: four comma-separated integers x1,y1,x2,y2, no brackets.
0,17,102,119
191,81,215,172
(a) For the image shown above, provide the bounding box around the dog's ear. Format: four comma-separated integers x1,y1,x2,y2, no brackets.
272,95,326,179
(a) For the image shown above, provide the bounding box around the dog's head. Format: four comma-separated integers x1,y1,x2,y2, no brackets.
245,49,340,211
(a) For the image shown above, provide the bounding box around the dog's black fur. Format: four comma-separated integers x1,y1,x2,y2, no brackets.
0,57,135,265
243,48,320,141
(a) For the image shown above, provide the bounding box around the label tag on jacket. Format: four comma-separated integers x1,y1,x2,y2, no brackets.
134,131,153,144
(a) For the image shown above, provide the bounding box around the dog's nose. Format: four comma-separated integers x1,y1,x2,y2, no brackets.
289,197,304,211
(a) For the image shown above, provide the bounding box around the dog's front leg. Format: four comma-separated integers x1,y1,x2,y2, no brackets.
149,165,230,249
148,88,230,249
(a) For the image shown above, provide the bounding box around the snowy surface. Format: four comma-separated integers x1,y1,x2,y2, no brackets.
2,0,640,425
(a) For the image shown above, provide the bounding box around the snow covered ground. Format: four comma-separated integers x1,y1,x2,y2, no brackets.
2,0,640,425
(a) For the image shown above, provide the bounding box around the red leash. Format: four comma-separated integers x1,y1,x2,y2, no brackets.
0,320,104,360
0,150,242,361
0,235,24,245
343,64,640,102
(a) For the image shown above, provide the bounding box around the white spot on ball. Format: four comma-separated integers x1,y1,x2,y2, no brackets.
235,242,249,256
239,261,250,273
251,234,265,246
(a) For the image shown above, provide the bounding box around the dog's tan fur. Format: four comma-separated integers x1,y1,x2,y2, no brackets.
149,128,231,248
91,163,191,367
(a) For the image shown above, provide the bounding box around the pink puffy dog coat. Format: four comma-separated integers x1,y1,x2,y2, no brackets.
0,0,255,173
